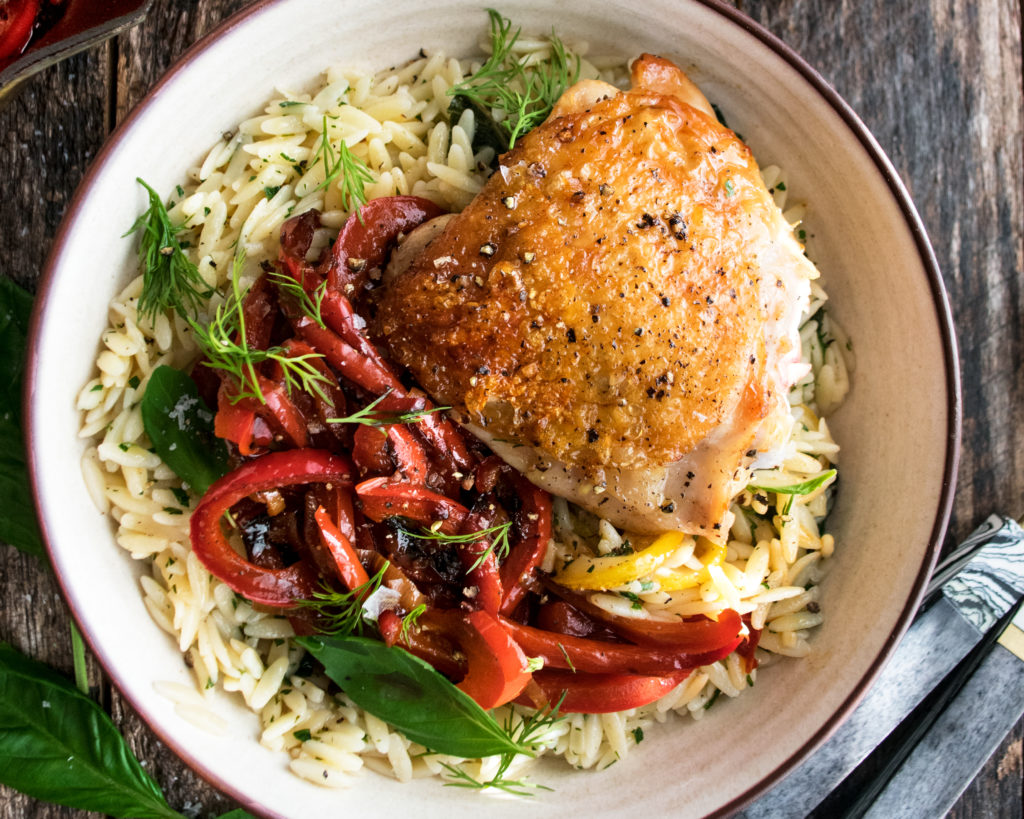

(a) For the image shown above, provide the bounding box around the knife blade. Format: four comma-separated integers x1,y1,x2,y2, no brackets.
741,514,1024,818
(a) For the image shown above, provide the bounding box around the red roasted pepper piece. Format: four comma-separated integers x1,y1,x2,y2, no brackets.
520,669,689,714
321,195,445,294
314,506,370,591
190,450,355,607
378,609,463,679
213,382,272,456
541,577,744,651
499,473,552,615
421,609,532,709
294,315,400,395
456,506,503,615
355,477,468,534
500,616,743,676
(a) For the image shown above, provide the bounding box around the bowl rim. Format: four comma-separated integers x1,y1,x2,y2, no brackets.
24,0,962,816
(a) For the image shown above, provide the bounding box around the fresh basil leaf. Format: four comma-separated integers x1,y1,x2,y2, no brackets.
748,468,837,496
447,95,510,162
140,365,227,496
216,810,258,819
0,642,181,818
296,635,526,759
0,277,45,557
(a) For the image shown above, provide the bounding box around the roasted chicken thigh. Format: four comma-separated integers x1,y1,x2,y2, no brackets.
374,55,815,539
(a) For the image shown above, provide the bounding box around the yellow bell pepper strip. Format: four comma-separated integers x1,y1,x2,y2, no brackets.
653,538,728,591
554,530,689,591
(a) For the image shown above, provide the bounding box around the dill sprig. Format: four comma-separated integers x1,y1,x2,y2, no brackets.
399,603,428,643
326,389,450,430
448,9,580,148
314,115,375,221
406,521,513,572
295,562,389,637
189,252,330,405
440,695,565,796
267,269,327,328
126,178,214,321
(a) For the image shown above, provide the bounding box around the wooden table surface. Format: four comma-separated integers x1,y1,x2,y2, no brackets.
1,0,1021,816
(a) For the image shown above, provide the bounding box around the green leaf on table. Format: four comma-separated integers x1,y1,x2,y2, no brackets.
296,635,528,759
140,365,228,496
0,642,181,819
0,277,45,557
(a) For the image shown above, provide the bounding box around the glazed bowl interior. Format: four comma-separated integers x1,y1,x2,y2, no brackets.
28,0,957,816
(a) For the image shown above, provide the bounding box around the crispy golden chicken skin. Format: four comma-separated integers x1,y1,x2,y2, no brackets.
374,55,814,538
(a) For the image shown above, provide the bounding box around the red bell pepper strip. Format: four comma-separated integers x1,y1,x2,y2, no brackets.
320,289,398,380
384,424,429,484
277,210,322,289
355,477,468,534
378,609,464,679
314,505,370,590
540,576,744,651
214,382,273,455
499,474,552,615
520,669,689,714
256,374,309,448
241,273,278,349
374,389,475,474
352,424,394,476
455,507,503,615
278,338,349,433
499,616,743,676
535,601,615,639
190,449,356,607
421,609,532,709
321,195,445,294
294,315,400,395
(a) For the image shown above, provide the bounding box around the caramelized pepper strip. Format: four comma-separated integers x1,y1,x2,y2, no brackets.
277,209,322,289
420,609,532,709
321,195,445,294
255,374,310,448
313,505,370,590
374,389,475,474
499,474,553,615
294,315,400,395
355,477,468,535
540,575,744,651
520,669,689,714
320,290,398,382
190,449,355,607
456,507,503,615
378,609,463,679
499,616,742,676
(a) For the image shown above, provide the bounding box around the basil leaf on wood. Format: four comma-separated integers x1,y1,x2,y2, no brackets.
0,277,45,557
296,635,527,759
140,365,227,496
748,468,837,496
0,642,181,819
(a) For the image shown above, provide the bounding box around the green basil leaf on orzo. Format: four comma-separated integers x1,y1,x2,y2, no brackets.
0,642,181,818
140,365,227,496
296,636,528,759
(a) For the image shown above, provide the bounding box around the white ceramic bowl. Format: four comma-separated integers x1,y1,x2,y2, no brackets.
27,1,960,816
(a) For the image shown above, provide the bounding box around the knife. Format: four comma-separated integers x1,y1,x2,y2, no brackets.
741,514,1024,818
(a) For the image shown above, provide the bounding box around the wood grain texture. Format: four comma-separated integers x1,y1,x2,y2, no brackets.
0,0,1020,816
